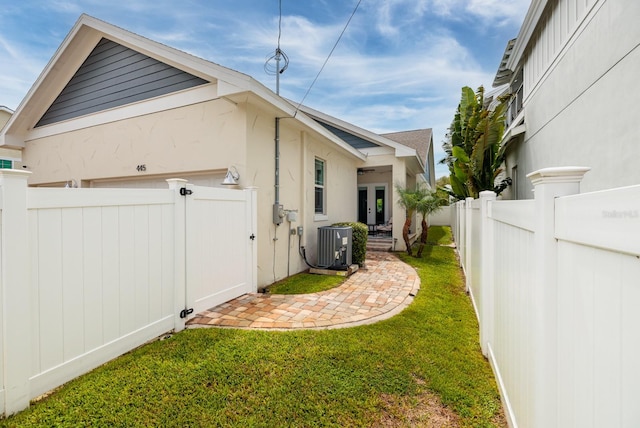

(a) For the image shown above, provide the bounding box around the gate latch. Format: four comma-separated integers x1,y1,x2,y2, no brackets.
249,233,256,241
180,187,193,196
179,308,194,318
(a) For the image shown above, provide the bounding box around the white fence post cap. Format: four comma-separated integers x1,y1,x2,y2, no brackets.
526,166,591,185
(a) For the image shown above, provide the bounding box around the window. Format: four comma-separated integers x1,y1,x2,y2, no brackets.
0,159,13,169
314,158,325,214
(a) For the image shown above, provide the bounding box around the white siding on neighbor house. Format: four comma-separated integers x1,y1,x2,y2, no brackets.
524,0,599,99
514,0,640,198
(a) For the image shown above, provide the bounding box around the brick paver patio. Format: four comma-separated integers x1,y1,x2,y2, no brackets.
187,252,420,330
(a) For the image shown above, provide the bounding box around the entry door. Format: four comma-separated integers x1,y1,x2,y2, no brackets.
358,187,368,224
357,184,387,225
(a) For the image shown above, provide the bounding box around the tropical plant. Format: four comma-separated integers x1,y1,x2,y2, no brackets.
415,187,447,258
395,184,422,256
441,86,510,200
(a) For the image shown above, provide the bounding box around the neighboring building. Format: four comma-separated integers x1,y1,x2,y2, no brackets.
0,106,12,130
0,14,433,287
494,0,639,199
0,106,19,170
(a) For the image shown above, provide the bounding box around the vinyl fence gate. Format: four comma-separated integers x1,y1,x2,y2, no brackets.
0,172,257,416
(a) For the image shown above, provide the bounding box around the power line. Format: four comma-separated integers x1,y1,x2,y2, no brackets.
265,0,289,94
294,0,362,116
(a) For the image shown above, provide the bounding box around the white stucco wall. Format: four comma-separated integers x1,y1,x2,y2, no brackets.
21,99,246,186
245,103,359,287
516,0,640,198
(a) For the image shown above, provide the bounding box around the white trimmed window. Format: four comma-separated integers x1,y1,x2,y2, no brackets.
314,158,325,215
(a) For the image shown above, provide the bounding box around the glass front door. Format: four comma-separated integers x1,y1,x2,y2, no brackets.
357,184,387,225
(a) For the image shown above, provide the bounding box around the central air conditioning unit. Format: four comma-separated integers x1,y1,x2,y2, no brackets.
317,226,352,270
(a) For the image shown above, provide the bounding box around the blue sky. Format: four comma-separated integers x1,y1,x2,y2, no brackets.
0,0,530,177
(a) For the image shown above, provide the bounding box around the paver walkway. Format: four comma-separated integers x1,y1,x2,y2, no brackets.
187,252,420,330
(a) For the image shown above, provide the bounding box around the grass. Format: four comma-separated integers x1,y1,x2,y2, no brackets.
426,224,453,246
267,272,345,294
1,227,503,427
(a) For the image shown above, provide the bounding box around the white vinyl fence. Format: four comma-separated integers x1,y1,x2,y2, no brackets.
0,171,257,416
452,167,640,428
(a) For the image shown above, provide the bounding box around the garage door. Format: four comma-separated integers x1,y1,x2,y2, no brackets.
90,172,225,189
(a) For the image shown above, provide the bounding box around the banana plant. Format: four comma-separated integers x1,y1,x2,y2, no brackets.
441,86,509,200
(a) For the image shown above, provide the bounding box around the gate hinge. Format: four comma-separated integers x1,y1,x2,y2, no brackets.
180,187,193,196
179,308,194,318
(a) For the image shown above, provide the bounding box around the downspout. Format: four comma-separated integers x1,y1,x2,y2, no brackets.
273,117,283,225
275,117,280,205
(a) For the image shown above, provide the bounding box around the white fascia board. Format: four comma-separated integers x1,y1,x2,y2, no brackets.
81,15,254,90
241,86,365,161
507,0,549,70
359,146,394,156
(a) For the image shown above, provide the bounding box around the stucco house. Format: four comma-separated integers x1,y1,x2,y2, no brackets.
0,14,433,288
0,106,12,130
0,106,17,170
493,0,639,199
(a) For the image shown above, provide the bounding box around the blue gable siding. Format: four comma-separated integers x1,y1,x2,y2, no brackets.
36,38,208,127
315,120,379,150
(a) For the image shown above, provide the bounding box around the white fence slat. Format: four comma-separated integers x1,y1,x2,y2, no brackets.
101,206,121,344
621,254,640,426
83,207,104,352
118,206,137,335
490,200,535,231
133,205,150,329
148,205,163,322
555,184,640,256
160,205,175,318
36,209,64,372
29,210,40,378
592,249,622,426
62,208,85,361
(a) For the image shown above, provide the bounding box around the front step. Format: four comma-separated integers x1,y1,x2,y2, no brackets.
366,239,393,252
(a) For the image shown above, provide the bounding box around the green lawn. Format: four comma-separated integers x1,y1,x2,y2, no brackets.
427,224,453,246
267,272,345,294
2,227,503,427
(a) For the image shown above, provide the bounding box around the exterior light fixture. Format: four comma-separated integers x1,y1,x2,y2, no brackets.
221,166,240,185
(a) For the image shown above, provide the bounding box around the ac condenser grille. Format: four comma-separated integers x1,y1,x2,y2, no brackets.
317,226,352,270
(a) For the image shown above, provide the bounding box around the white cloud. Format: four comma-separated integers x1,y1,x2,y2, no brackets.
467,0,531,26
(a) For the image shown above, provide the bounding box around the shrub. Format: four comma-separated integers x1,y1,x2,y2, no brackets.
332,221,368,266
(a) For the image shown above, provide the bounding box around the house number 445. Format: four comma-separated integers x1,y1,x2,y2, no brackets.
136,164,146,172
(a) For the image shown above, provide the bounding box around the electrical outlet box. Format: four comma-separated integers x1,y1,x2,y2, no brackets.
297,226,304,236
273,203,284,225
286,210,298,222
290,228,296,236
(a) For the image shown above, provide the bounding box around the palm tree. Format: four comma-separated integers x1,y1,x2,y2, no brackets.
415,187,446,258
395,184,421,256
